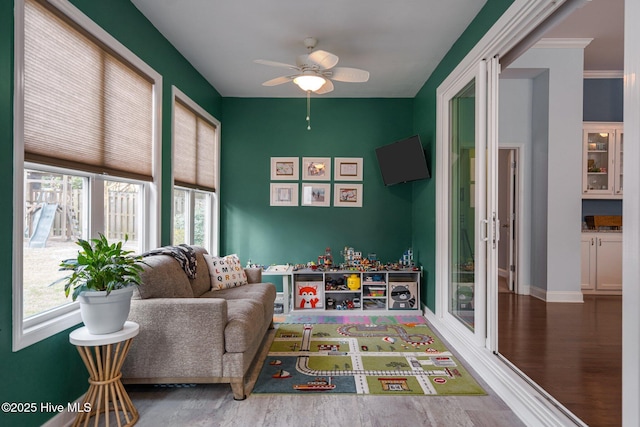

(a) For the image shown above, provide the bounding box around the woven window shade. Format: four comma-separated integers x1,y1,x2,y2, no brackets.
174,100,217,191
23,0,153,181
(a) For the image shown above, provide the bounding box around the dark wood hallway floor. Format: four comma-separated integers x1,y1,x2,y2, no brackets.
498,291,622,427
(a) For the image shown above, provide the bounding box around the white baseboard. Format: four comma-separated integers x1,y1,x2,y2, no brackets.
529,286,584,303
422,305,587,427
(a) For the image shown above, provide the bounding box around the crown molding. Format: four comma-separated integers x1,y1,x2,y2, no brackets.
532,37,594,49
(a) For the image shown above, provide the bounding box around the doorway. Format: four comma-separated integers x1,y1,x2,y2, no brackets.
497,148,519,293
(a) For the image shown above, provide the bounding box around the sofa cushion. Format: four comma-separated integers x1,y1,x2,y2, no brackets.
202,282,276,303
224,299,265,353
245,267,262,284
133,255,194,299
204,254,248,290
200,282,276,328
189,246,213,297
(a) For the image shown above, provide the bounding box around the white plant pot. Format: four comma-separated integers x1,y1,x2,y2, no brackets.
78,286,134,335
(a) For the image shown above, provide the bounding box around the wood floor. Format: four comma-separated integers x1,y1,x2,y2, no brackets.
498,291,622,427
124,328,525,427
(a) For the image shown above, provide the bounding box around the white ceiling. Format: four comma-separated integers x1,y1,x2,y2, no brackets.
130,0,623,99
543,0,624,72
130,0,486,98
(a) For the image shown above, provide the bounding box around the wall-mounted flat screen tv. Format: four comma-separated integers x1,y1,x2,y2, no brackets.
375,135,430,186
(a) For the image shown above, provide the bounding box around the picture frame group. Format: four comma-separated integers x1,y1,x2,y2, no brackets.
269,156,363,207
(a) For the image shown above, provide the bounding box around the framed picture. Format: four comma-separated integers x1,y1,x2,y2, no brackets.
334,157,363,181
301,183,330,207
270,183,298,206
334,183,363,207
270,157,299,180
302,157,331,180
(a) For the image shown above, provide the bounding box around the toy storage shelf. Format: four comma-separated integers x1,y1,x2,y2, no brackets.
292,269,421,314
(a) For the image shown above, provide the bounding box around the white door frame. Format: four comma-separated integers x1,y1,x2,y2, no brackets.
623,1,640,425
498,143,527,295
486,56,500,352
497,148,517,290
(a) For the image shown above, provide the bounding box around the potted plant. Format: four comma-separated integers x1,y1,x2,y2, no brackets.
57,233,144,334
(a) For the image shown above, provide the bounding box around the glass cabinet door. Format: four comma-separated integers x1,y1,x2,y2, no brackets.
584,130,614,195
582,124,623,199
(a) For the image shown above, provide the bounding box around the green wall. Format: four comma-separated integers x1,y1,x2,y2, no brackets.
412,0,515,310
0,1,221,425
220,98,414,273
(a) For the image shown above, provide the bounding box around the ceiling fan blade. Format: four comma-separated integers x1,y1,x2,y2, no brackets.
262,76,293,86
308,50,339,69
254,59,299,70
314,79,334,94
330,67,370,82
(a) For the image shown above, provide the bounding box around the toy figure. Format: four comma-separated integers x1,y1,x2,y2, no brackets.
401,248,414,267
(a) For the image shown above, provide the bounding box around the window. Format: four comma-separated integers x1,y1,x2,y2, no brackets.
22,168,88,319
172,87,220,254
13,0,161,350
22,167,145,316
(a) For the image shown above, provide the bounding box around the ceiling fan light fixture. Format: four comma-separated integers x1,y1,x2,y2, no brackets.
293,74,326,92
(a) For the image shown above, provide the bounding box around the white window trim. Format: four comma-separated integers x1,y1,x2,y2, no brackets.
171,86,220,256
13,0,162,351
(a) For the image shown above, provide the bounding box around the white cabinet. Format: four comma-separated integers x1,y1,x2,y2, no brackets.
580,235,596,291
292,270,421,313
582,122,623,199
581,232,622,294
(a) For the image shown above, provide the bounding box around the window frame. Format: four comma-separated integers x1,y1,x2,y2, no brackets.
13,0,162,351
171,86,220,255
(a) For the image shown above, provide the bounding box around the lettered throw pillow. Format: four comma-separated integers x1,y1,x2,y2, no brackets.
204,254,248,290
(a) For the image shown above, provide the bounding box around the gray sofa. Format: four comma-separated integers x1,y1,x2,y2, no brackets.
121,246,276,400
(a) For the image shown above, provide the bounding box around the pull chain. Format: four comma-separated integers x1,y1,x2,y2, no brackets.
306,90,311,130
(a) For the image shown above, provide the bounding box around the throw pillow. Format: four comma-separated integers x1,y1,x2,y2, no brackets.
204,254,248,290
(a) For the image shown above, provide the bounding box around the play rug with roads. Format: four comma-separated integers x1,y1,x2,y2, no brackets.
253,320,486,396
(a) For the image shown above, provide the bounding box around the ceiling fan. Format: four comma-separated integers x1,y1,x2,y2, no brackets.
254,37,369,129
254,37,370,95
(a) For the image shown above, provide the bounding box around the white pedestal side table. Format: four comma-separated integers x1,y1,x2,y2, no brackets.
69,321,140,427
